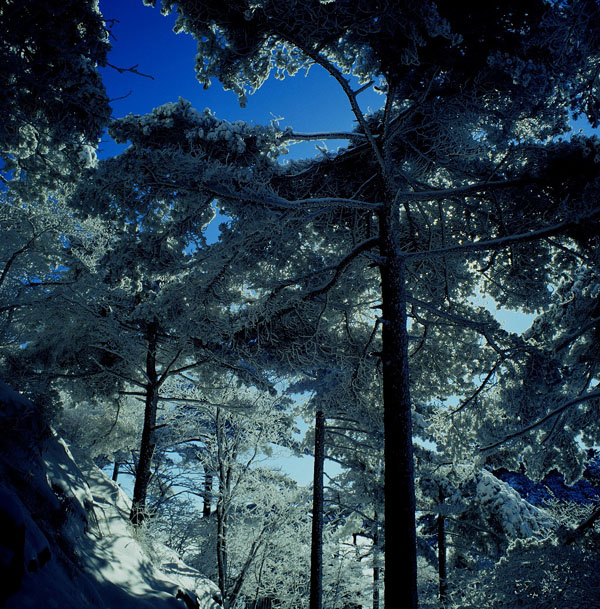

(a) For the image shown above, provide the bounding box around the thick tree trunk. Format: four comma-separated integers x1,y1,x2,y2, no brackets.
438,489,447,608
130,320,159,525
310,409,326,609
379,206,418,609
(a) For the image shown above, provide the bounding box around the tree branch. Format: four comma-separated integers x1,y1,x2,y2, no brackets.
561,503,600,545
403,206,600,261
280,130,369,142
480,391,600,452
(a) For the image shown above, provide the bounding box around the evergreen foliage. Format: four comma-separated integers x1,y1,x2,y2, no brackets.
2,1,600,607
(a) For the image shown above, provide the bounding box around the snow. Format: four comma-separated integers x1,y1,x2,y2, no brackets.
0,381,221,609
474,470,548,539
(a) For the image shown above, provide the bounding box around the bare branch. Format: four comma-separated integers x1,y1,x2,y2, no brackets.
157,348,184,387
105,62,155,80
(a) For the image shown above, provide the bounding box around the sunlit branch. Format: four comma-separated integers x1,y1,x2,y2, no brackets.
451,359,502,416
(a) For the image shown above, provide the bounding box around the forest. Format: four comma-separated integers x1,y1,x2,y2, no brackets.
1,1,600,608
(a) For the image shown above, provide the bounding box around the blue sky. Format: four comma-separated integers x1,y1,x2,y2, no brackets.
98,0,383,162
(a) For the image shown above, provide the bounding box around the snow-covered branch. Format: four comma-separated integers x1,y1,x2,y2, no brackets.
404,206,600,261
481,391,600,452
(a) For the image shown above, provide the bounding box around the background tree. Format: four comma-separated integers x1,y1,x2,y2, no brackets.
0,0,111,398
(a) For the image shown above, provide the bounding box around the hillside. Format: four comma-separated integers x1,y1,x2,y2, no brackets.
0,381,220,609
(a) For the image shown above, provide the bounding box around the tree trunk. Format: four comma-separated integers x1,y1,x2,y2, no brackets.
217,499,228,605
228,528,266,609
216,408,230,605
438,489,447,608
373,512,380,609
310,409,326,609
203,471,213,518
130,319,159,525
112,460,120,482
379,206,418,609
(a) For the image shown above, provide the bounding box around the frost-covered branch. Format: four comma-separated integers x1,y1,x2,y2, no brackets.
553,317,600,353
269,236,378,299
280,130,370,142
481,391,600,452
396,179,524,203
407,296,507,355
205,181,382,211
561,503,600,545
451,359,502,415
403,205,600,261
279,33,386,174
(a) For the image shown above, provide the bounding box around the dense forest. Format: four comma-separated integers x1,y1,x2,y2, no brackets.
1,1,600,608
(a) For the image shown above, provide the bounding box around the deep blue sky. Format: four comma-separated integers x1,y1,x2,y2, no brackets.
97,0,383,161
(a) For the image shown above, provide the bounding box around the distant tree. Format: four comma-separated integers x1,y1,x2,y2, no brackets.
158,391,300,608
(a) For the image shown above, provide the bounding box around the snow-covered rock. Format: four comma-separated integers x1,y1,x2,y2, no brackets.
0,381,220,609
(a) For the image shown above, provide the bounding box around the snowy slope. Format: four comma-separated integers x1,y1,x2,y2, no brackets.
0,381,220,609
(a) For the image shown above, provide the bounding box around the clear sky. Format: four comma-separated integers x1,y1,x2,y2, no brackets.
98,0,383,161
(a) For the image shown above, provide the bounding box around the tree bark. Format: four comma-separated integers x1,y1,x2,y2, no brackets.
379,205,418,609
112,460,120,482
310,409,326,609
438,488,447,608
130,319,159,525
373,511,380,609
203,471,213,518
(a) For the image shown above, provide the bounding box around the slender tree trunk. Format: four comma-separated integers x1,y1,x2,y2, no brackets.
217,498,228,605
438,489,447,608
216,408,230,605
130,319,159,525
228,528,266,609
203,471,213,518
310,409,326,609
373,511,380,609
379,206,418,609
112,460,120,482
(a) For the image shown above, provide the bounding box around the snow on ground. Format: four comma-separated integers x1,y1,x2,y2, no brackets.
0,380,220,609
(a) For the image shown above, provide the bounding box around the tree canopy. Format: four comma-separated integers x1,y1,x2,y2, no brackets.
2,1,600,608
